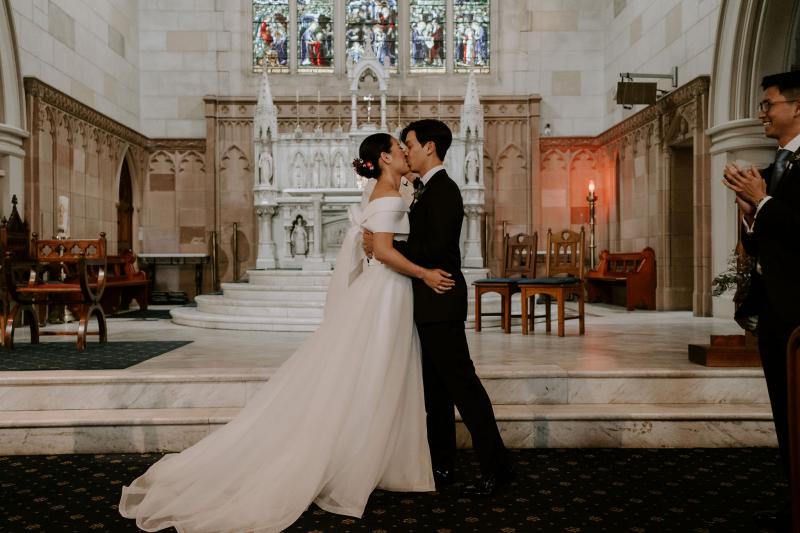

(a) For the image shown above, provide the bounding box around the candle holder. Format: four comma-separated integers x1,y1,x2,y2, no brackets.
587,180,597,270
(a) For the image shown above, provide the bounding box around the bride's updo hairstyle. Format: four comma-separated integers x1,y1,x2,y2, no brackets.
352,133,392,180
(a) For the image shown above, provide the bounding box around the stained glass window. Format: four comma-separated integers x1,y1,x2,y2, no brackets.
409,0,445,72
253,0,290,72
454,0,490,72
345,1,398,67
298,0,334,71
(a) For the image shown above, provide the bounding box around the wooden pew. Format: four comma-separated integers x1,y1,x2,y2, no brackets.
586,247,656,311
5,233,109,351
100,250,149,314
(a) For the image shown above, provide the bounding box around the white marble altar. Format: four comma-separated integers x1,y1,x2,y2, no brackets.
252,42,486,272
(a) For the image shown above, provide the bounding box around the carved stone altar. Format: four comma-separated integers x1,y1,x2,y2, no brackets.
252,41,486,273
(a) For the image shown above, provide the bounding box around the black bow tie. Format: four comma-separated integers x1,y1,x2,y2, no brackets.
413,179,423,191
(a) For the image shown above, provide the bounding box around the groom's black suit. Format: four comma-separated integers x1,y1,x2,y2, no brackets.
741,148,800,482
394,168,508,476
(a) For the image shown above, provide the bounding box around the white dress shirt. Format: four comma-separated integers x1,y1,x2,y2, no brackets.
420,164,445,186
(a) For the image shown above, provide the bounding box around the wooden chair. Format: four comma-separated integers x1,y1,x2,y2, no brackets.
0,195,31,327
5,233,108,351
518,227,585,337
788,327,800,533
473,232,537,333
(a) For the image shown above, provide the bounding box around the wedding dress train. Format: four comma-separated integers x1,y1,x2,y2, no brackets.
119,196,434,533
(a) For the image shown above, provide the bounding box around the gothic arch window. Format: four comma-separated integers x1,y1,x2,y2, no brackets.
298,0,334,71
252,0,490,74
346,1,398,68
253,0,290,72
409,0,446,72
453,0,490,73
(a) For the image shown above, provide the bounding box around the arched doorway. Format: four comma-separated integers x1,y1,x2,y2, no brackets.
117,159,133,252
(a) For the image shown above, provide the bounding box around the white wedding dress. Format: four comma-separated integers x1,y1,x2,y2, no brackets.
119,194,434,533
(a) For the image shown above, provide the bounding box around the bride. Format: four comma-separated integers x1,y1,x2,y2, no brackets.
119,133,455,533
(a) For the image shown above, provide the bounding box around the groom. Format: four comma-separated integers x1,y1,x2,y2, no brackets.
365,119,512,496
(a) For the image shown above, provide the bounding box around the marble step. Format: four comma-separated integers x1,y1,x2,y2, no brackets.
195,295,325,318
220,283,329,302
0,403,774,454
0,369,769,411
169,308,320,331
245,269,333,287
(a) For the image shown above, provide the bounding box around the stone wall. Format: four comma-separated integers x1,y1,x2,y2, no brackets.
23,78,148,252
204,94,541,279
536,76,711,315
23,77,211,297
138,1,605,138
11,0,140,131
604,0,720,129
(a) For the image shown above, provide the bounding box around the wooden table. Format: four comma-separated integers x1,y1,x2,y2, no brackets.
137,253,210,301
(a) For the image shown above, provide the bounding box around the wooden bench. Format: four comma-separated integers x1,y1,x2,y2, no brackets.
100,250,149,314
586,247,656,311
5,233,109,351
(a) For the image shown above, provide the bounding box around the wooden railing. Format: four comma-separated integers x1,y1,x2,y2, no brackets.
788,327,800,533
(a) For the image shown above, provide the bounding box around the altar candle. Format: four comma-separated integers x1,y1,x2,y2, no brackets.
588,180,596,199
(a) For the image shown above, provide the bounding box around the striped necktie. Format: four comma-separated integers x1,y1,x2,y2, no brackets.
768,149,793,194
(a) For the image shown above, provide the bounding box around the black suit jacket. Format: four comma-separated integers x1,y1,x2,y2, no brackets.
741,150,800,332
394,169,468,324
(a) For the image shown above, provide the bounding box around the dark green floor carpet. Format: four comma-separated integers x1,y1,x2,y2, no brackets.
108,309,174,320
0,341,191,371
0,448,787,532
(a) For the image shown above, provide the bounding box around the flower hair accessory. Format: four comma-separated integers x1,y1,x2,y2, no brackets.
351,158,374,172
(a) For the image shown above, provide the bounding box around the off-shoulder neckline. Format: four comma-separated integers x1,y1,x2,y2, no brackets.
367,195,403,204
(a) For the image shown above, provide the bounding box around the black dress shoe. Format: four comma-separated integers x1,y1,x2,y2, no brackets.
462,465,515,497
433,468,456,489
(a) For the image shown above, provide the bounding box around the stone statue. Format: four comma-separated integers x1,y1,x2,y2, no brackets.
332,153,347,188
258,149,273,185
290,215,309,257
312,152,325,188
292,153,305,188
464,150,479,184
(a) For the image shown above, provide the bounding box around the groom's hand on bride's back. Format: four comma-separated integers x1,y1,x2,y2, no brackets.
362,230,374,258
422,269,455,294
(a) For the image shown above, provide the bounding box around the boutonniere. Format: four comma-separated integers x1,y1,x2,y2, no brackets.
788,151,800,170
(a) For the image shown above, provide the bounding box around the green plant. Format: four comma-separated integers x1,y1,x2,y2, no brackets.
712,250,754,302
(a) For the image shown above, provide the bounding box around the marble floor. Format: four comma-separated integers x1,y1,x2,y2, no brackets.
0,303,775,453
11,302,748,375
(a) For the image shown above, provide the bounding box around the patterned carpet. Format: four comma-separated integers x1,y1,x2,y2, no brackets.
0,448,787,532
0,341,192,371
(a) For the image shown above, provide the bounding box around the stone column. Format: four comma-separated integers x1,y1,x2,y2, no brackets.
303,193,331,270
255,206,278,269
463,204,484,268
380,92,387,131
350,94,357,131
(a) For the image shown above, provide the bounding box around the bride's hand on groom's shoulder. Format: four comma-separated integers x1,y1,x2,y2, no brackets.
422,268,455,294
